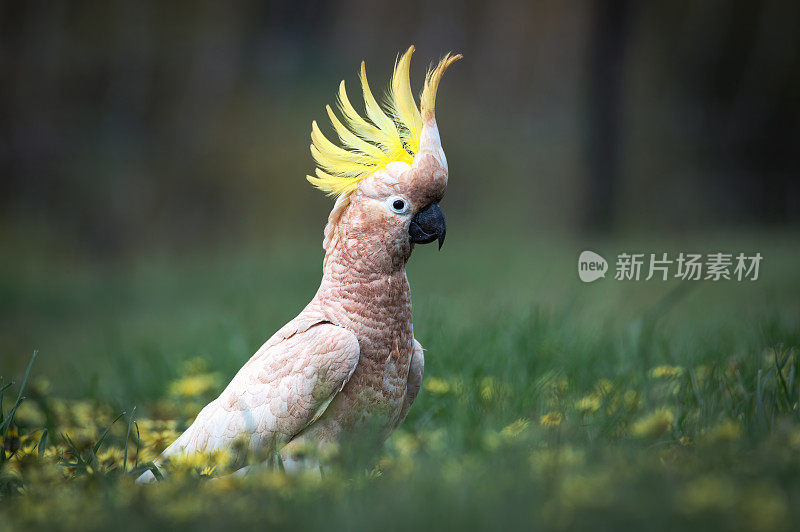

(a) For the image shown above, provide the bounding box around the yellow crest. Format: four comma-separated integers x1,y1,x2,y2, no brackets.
307,46,461,197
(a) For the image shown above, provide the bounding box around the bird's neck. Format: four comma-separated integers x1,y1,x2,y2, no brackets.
315,201,413,324
316,260,412,336
316,233,412,325
320,245,410,296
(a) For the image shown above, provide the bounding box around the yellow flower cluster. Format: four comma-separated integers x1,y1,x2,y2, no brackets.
2,352,797,530
539,412,562,428
631,409,675,438
169,373,218,398
649,365,685,379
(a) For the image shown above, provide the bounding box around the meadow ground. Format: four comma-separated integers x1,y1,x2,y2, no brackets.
1,231,799,530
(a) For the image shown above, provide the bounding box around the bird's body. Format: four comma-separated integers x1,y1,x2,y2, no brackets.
138,47,458,481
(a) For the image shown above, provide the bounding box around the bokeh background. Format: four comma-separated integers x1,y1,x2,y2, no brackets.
3,0,799,257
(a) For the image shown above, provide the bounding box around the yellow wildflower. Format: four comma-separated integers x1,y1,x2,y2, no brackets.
16,401,46,426
631,409,675,438
539,412,562,428
650,365,684,379
96,447,125,469
500,418,529,438
211,448,233,468
169,373,218,398
575,394,601,414
138,418,180,450
169,451,211,474
480,377,497,402
479,377,509,404
2,425,21,454
70,401,100,427
392,431,419,456
424,377,450,395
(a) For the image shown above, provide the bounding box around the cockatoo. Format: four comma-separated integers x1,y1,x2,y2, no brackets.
137,46,460,482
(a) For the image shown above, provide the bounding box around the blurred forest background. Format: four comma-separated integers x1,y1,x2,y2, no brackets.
2,0,799,259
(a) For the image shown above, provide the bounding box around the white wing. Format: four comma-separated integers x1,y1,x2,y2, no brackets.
141,320,359,478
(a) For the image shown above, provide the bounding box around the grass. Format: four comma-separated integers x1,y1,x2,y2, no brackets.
1,231,799,530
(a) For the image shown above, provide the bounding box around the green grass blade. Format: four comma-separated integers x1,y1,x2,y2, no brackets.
92,411,126,455
133,420,140,469
1,350,38,437
60,432,86,467
38,428,48,459
774,347,793,409
123,406,136,472
146,461,163,481
0,380,13,425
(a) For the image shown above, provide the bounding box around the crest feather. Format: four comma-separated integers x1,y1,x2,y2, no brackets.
358,62,407,160
420,53,462,120
307,46,460,197
388,46,423,154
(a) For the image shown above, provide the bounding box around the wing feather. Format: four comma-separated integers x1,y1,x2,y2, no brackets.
157,320,359,463
393,338,424,429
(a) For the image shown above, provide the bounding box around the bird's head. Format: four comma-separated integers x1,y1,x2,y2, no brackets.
307,46,461,271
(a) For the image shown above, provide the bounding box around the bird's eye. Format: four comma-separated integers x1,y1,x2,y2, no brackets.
388,196,409,214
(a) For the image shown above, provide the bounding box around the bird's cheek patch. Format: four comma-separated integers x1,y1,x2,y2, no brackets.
362,204,388,225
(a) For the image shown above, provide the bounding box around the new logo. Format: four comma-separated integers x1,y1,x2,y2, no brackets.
578,250,608,283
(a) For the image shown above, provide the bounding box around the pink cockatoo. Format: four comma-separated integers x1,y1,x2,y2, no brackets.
138,46,460,481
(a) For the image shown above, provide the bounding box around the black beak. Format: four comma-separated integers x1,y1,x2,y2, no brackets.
409,201,446,250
